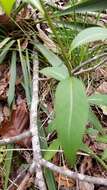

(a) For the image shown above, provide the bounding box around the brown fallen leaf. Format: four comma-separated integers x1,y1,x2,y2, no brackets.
0,78,8,100
0,99,31,147
78,156,94,190
79,181,94,190
96,82,107,94
54,166,75,189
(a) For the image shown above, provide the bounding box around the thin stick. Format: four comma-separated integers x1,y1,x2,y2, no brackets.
74,58,107,75
72,53,107,74
41,159,107,186
0,130,32,145
30,52,47,190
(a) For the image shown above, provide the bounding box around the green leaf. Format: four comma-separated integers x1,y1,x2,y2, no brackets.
88,93,107,107
0,40,15,64
7,51,16,107
44,169,57,190
40,65,69,81
0,37,10,49
4,144,13,190
38,122,57,190
86,128,98,137
71,27,107,50
102,149,107,161
88,109,102,132
54,77,89,165
44,139,60,161
96,134,107,143
35,43,64,67
0,0,15,15
61,0,107,16
18,40,31,108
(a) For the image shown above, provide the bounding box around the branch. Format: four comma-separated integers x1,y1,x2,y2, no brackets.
41,159,107,186
30,52,47,190
72,53,107,74
0,130,32,145
74,58,107,75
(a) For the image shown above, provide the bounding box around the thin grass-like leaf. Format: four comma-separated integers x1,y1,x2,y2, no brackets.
4,144,13,190
44,139,60,161
7,51,16,107
0,37,10,48
35,43,64,67
88,93,107,107
39,123,57,190
61,0,107,16
18,40,31,107
88,109,102,132
0,40,15,64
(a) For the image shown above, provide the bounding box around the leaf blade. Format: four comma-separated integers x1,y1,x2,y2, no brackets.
7,51,16,107
71,27,107,50
40,66,69,81
55,77,89,165
0,0,15,15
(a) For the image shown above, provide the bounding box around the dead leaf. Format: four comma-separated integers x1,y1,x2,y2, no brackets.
54,167,75,188
96,82,107,94
37,23,57,53
0,99,31,147
0,104,3,124
0,78,8,100
79,181,94,190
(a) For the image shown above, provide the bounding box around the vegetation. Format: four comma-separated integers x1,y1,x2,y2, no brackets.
0,0,107,189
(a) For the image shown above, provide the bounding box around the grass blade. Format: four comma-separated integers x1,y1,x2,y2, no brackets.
0,40,15,64
18,40,31,107
35,43,64,67
4,144,13,190
7,51,16,107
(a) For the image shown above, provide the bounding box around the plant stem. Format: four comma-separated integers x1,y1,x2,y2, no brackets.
39,0,72,76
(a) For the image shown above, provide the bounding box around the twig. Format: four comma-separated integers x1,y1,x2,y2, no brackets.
41,159,107,186
0,130,32,145
7,167,29,190
30,52,47,190
72,53,107,74
74,58,107,75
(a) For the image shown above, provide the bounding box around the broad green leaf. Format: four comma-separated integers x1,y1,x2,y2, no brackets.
71,27,107,50
88,109,102,132
40,66,69,81
0,0,15,15
35,43,64,67
96,135,107,143
44,139,60,161
54,77,89,165
61,0,107,16
0,40,15,64
7,51,16,107
88,93,107,107
23,0,44,14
